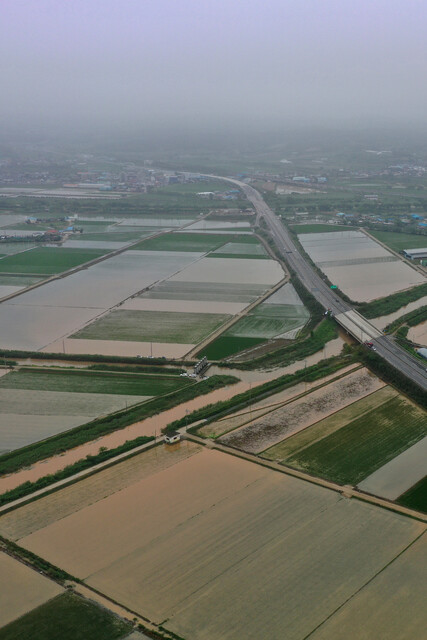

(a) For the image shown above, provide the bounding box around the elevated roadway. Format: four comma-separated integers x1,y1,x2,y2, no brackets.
209,175,427,391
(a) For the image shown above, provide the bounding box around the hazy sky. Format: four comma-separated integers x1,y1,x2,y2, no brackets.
2,0,426,132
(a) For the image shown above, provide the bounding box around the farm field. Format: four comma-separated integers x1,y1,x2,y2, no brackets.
0,367,194,453
0,250,203,351
72,309,230,343
44,337,195,359
208,241,268,259
200,283,310,359
4,446,425,640
169,255,284,285
0,552,63,629
185,219,251,231
219,368,383,453
132,232,243,252
0,368,191,396
0,592,131,640
197,365,360,439
264,386,396,461
358,436,427,500
397,476,427,513
298,230,424,301
309,534,427,640
121,297,246,314
369,230,427,253
0,389,149,454
284,393,427,485
139,280,268,303
0,443,203,541
290,223,355,233
0,247,107,275
65,245,283,356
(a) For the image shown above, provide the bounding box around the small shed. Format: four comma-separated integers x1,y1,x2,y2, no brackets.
164,431,181,444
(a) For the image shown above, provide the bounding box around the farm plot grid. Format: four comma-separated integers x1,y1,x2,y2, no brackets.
4,446,425,640
274,391,427,486
199,283,310,359
219,368,383,453
0,250,204,352
67,247,284,356
71,310,230,344
0,368,189,453
298,230,425,301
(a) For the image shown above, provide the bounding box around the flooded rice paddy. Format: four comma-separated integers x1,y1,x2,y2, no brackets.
299,230,424,301
43,338,195,358
0,389,149,453
169,256,284,285
0,250,203,351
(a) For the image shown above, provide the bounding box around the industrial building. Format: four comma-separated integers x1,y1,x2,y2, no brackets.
402,247,427,260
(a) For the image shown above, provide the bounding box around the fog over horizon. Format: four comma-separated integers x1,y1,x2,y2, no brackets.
2,0,427,139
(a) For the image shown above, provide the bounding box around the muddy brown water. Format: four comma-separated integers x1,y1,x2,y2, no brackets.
0,336,345,493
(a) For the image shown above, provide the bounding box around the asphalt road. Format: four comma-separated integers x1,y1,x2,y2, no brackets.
212,175,427,392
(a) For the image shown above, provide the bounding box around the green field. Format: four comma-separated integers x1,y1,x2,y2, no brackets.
73,309,230,344
198,335,265,360
396,475,427,513
141,280,266,303
0,247,107,274
0,369,192,396
286,395,427,485
0,593,131,640
208,241,268,260
0,275,42,286
132,232,256,253
228,303,309,339
291,224,356,234
369,231,427,253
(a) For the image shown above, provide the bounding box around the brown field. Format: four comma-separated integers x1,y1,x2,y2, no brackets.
198,364,360,439
2,445,425,640
310,533,427,640
219,368,384,453
0,442,202,541
0,551,63,628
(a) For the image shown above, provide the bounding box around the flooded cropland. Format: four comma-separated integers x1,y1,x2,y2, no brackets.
3,446,423,640
371,296,427,330
299,230,424,301
170,256,284,284
0,250,204,351
0,389,149,453
408,319,427,346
